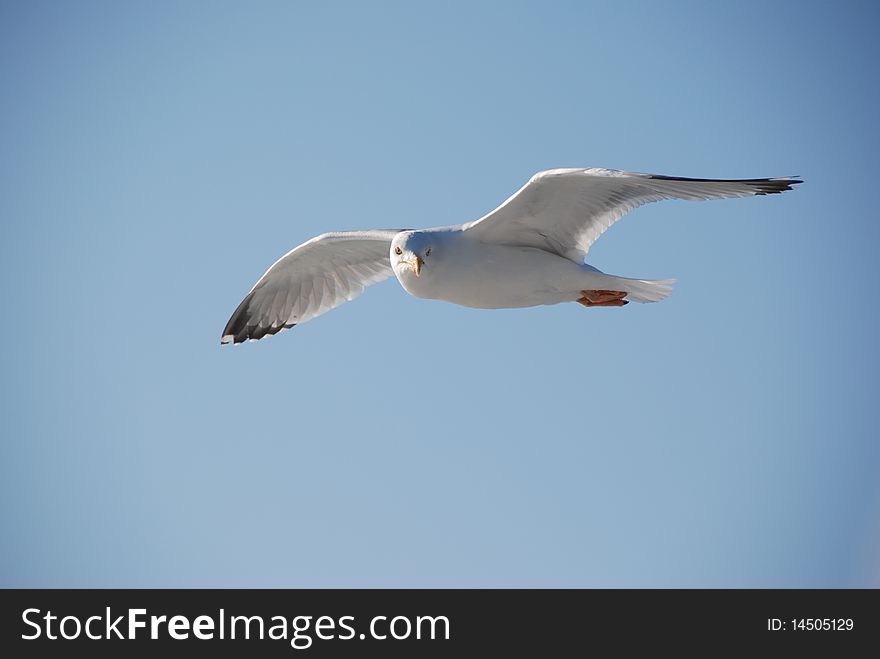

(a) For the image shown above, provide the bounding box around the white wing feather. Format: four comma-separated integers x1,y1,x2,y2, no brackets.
221,230,403,344
463,168,801,263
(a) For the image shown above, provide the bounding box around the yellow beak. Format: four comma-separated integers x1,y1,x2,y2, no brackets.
403,256,423,277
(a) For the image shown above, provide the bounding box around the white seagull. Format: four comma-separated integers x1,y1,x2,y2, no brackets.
221,167,801,344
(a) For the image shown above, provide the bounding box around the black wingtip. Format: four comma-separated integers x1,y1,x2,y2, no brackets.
749,177,803,195
647,173,803,195
220,287,296,345
220,322,297,345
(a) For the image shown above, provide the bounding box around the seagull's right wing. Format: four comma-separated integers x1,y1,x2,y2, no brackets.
221,230,404,344
463,168,802,263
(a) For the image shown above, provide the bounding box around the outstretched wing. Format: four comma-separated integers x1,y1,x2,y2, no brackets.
463,168,802,263
221,230,404,344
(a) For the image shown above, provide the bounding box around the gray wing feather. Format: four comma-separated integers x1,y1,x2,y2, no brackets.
221,229,404,344
463,168,801,262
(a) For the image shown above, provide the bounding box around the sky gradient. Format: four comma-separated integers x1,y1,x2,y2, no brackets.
2,1,878,587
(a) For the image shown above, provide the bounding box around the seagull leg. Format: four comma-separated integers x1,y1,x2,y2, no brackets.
576,290,629,307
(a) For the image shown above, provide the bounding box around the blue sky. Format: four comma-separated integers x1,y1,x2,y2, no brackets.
2,1,878,587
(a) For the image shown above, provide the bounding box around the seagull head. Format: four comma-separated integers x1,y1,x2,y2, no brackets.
391,231,434,279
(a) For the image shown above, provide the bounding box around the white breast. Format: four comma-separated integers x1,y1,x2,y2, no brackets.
395,233,588,309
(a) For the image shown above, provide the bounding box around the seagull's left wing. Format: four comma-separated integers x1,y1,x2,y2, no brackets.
463,168,801,263
221,230,403,344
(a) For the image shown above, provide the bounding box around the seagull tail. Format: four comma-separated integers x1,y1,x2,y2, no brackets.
613,276,676,303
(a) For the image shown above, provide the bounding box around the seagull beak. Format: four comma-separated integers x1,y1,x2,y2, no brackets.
413,256,423,277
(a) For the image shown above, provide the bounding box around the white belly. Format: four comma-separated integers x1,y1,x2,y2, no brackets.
396,242,601,309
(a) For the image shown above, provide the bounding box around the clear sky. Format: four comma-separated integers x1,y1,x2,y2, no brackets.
2,1,878,587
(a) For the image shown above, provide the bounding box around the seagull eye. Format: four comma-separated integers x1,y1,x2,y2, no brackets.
394,246,402,255
425,248,431,257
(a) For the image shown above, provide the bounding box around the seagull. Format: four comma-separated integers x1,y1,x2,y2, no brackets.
221,168,801,344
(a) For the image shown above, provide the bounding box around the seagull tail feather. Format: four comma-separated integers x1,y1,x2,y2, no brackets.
614,277,677,303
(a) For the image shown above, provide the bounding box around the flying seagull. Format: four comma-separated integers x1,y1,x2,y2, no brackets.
221,167,801,344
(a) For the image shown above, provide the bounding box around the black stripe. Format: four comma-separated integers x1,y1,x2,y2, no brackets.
221,286,297,344
647,174,803,195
